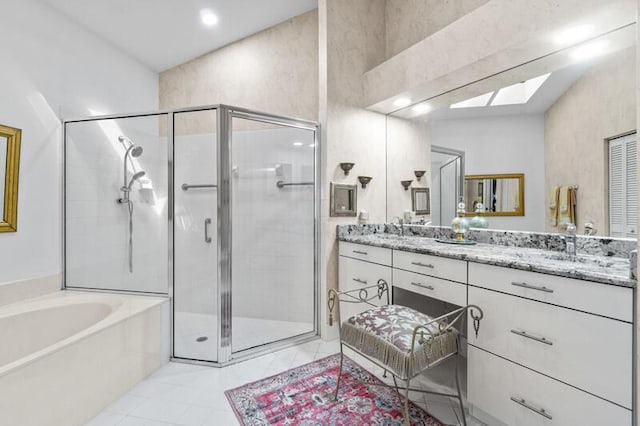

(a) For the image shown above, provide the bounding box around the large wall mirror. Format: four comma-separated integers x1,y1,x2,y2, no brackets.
386,21,637,238
0,124,22,232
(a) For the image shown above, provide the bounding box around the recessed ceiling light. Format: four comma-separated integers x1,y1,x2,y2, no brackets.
393,97,411,108
293,141,303,146
200,9,219,27
412,103,431,114
571,41,607,61
554,25,593,45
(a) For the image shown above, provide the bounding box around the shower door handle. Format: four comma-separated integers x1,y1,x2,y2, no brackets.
204,218,212,243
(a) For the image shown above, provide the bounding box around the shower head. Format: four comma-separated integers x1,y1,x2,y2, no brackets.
126,171,146,190
130,146,143,157
125,144,143,158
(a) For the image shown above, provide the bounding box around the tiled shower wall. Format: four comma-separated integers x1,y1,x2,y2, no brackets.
65,115,169,294
66,117,315,325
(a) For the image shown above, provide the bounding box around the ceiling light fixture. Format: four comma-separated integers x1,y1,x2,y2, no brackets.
293,141,303,146
412,103,431,114
554,25,593,45
393,97,411,108
571,41,607,61
200,9,219,27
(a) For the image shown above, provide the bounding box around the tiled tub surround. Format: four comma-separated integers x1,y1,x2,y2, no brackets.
337,227,634,424
0,291,167,426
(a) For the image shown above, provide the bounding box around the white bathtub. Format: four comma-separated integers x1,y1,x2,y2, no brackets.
0,291,167,426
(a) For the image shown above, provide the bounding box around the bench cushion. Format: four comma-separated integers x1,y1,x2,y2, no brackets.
341,305,458,379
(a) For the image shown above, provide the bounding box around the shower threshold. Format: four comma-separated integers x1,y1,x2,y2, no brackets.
174,312,315,362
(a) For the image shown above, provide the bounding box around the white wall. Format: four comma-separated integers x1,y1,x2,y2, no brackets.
0,0,158,287
430,114,546,231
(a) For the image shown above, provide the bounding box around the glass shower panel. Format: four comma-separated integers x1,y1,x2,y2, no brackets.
173,109,218,361
65,114,168,293
230,116,315,353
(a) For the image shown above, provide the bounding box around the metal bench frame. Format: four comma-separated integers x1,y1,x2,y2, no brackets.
328,279,483,426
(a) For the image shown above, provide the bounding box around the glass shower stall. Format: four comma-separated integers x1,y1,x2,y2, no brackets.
63,105,319,365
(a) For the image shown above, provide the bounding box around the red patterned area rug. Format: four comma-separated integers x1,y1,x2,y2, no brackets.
225,354,444,425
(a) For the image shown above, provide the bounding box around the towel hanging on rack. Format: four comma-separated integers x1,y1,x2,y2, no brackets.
557,185,577,228
548,186,559,226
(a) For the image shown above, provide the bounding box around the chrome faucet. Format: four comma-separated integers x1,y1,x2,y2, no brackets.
564,223,577,258
395,217,405,237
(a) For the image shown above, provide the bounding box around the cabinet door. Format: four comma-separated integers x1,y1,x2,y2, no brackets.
393,250,467,283
339,241,392,266
468,346,631,426
468,286,632,408
393,268,466,306
338,256,391,322
468,262,632,322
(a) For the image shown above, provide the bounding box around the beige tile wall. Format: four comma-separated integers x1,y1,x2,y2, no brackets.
544,47,636,234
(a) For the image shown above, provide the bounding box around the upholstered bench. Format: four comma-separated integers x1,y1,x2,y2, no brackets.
328,279,483,426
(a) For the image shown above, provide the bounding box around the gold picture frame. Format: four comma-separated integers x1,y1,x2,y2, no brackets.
0,124,22,232
464,173,525,217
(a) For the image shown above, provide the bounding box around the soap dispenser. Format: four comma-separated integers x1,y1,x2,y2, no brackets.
451,199,470,241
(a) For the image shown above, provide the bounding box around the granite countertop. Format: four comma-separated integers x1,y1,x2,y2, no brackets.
339,233,635,288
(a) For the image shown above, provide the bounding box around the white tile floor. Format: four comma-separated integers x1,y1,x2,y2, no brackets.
87,339,485,426
174,312,314,360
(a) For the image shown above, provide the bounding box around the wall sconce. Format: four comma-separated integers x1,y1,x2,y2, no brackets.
414,170,426,181
339,162,355,175
401,180,412,191
358,176,372,188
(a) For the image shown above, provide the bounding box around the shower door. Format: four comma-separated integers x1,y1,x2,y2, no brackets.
228,110,317,356
173,109,219,362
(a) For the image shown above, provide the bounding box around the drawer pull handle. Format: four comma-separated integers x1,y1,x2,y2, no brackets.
510,397,553,420
510,329,553,346
353,250,368,255
411,261,434,269
511,281,554,293
411,282,435,290
353,278,368,285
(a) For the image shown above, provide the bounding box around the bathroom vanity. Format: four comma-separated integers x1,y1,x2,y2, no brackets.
337,225,635,425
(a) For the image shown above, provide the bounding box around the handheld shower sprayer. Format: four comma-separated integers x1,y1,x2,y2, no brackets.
122,171,146,193
117,135,145,274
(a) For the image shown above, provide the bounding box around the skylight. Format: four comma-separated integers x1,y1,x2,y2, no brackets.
491,73,550,106
449,73,551,109
450,92,494,109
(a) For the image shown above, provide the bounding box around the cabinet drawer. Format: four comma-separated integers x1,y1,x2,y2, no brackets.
393,250,467,283
339,241,392,266
468,262,632,322
393,268,466,306
468,286,632,408
468,346,631,426
338,256,391,321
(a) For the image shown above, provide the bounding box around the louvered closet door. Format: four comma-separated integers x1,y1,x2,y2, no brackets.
609,133,637,238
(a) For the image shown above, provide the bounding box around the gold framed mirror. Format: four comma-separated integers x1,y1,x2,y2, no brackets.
0,124,22,232
464,173,524,217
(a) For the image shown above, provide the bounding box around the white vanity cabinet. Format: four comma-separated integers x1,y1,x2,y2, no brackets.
338,242,392,321
467,263,633,425
337,240,634,425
